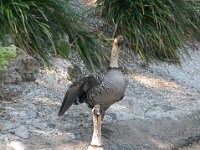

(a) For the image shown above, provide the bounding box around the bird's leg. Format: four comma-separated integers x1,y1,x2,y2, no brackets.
87,104,104,150
90,104,102,146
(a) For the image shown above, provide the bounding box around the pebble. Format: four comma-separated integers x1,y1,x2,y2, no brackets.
47,123,56,129
3,122,16,130
8,141,26,150
27,111,38,118
50,112,58,119
32,121,45,129
66,133,75,140
45,75,57,84
15,126,29,139
107,113,117,120
28,104,37,110
10,111,28,118
161,105,177,112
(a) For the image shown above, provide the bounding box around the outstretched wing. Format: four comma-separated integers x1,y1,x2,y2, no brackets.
58,75,102,116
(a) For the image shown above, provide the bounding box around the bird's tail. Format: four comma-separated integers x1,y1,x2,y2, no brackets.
58,85,82,116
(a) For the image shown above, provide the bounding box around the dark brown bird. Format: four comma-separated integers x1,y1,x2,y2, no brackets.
58,35,127,116
58,35,128,149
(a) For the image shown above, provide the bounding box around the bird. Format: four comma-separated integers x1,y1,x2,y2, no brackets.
58,35,128,149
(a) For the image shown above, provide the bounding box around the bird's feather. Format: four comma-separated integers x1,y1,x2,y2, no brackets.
58,75,102,116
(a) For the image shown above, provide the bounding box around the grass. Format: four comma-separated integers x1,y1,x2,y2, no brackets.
0,0,107,70
97,0,200,63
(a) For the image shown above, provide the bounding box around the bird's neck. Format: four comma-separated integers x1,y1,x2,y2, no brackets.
109,43,120,68
90,114,102,146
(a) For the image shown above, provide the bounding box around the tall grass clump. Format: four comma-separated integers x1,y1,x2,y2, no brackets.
0,0,107,70
97,0,200,62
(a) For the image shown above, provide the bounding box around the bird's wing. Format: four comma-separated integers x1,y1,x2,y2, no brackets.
58,74,102,116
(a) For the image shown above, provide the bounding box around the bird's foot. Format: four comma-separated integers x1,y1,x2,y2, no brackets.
87,144,104,150
92,104,102,116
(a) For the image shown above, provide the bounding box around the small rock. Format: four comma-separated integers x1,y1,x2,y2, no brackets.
107,113,117,120
50,112,58,119
0,48,39,84
32,121,45,129
10,111,28,118
28,104,37,111
45,75,57,84
0,134,7,140
47,123,56,129
161,105,176,112
15,126,29,139
81,112,89,118
25,120,33,125
27,111,38,118
3,122,16,130
66,133,75,140
48,133,76,146
8,141,26,150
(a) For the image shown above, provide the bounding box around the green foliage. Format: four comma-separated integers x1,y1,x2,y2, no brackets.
0,0,107,70
0,45,16,67
97,0,200,62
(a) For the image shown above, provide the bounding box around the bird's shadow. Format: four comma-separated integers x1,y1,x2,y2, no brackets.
102,126,114,139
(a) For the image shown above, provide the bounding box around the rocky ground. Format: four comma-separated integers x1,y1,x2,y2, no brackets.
1,0,200,150
1,45,200,150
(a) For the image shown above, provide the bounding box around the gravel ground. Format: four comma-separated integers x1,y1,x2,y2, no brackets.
1,1,200,150
0,45,200,150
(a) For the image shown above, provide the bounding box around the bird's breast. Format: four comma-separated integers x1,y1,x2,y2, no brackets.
87,70,127,110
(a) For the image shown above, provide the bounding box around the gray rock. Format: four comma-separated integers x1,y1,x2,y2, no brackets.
0,48,39,84
15,50,39,82
15,126,29,139
50,112,59,119
9,110,37,119
44,74,58,84
107,112,117,120
2,122,16,130
66,132,76,140
27,111,38,119
8,141,26,150
28,104,37,111
11,111,28,118
161,104,177,112
31,121,46,129
47,123,56,129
